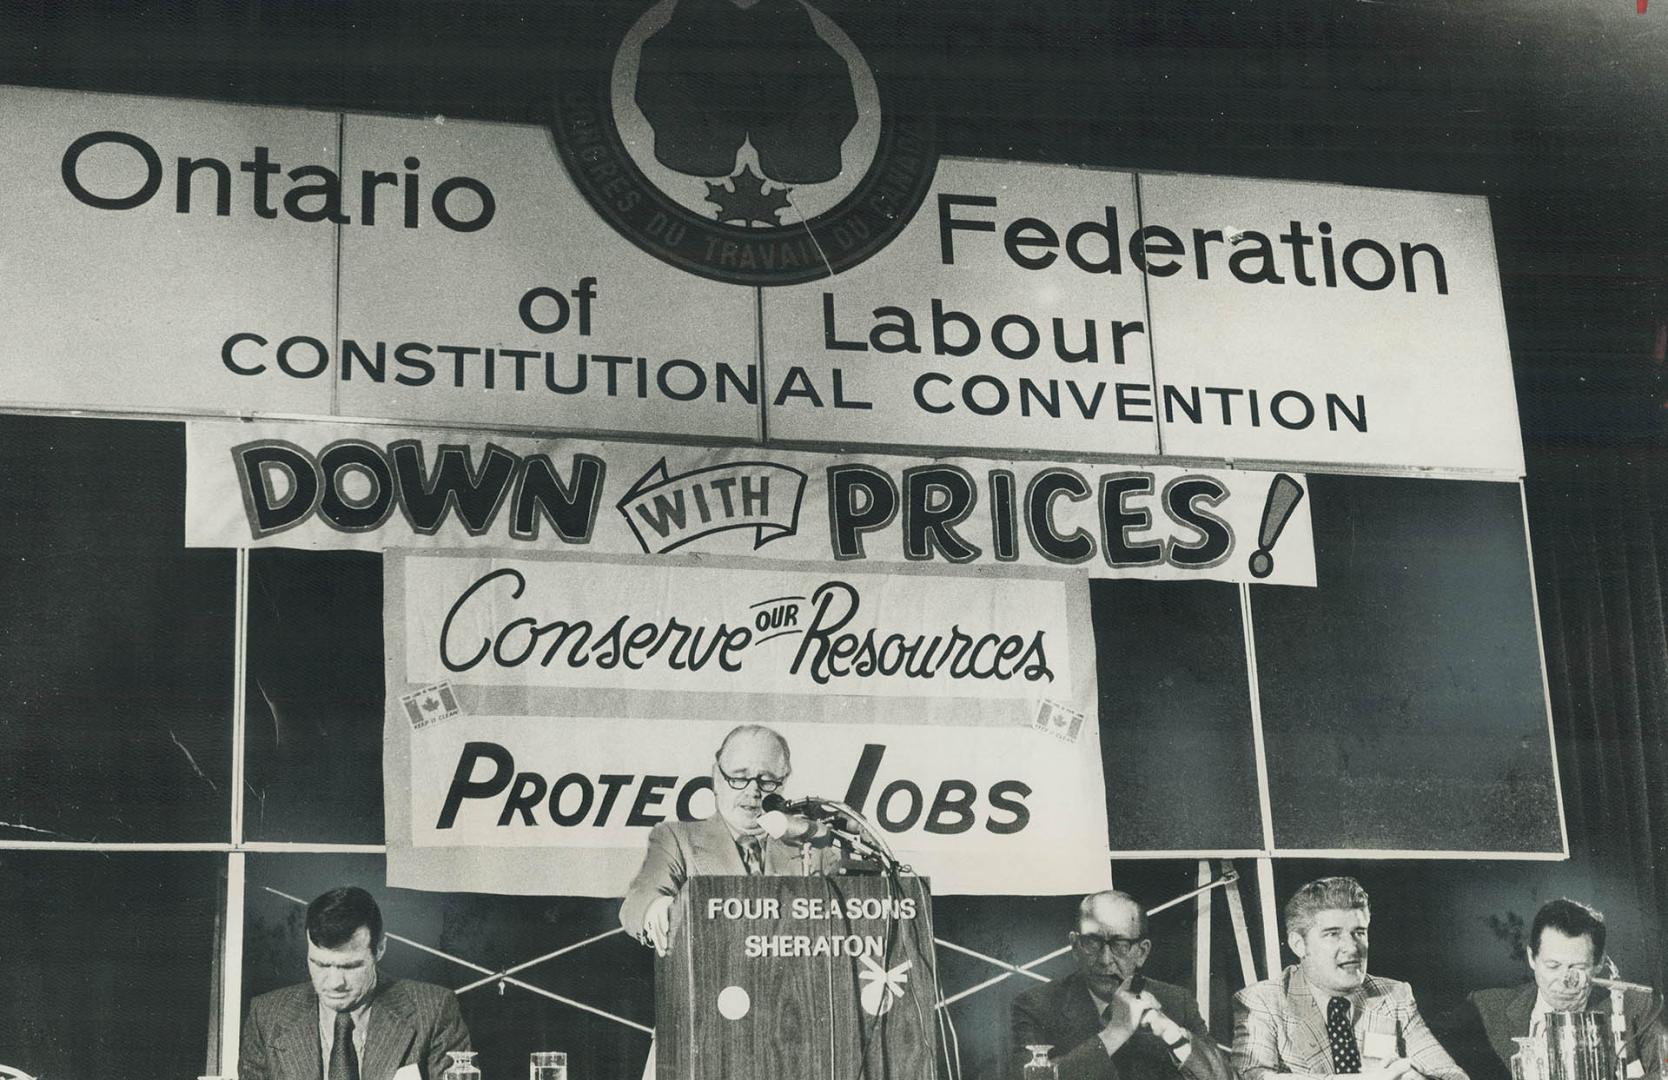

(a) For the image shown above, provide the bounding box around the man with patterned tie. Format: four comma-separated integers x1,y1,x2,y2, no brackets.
619,724,842,955
239,886,471,1080
1008,890,1236,1080
1234,877,1467,1080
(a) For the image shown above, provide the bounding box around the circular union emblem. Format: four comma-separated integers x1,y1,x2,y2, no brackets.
551,0,938,286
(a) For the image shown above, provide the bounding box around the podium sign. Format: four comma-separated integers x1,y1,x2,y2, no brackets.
656,874,938,1080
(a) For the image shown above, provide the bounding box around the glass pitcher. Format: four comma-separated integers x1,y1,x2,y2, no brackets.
1023,1045,1058,1080
444,1051,482,1080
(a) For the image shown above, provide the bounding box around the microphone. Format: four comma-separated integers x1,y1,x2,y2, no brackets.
758,793,831,845
762,793,837,816
1591,975,1654,995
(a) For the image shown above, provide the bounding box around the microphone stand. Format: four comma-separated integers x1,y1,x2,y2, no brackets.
1596,960,1652,1080
767,795,907,873
811,798,904,872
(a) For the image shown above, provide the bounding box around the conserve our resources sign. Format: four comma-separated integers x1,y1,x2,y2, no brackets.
384,554,1114,896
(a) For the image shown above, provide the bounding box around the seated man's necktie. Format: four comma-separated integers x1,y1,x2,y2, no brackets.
1326,996,1361,1074
329,1010,359,1080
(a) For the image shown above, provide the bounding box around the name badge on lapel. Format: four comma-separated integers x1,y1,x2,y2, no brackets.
1363,1030,1399,1063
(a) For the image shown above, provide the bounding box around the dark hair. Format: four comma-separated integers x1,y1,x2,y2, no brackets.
1285,876,1370,937
306,886,384,951
1530,898,1605,959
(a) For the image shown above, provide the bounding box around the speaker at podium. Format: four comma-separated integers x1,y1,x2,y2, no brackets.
654,874,939,1080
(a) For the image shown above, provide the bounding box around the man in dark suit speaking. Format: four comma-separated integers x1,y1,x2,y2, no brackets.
239,886,471,1080
1010,890,1236,1080
619,723,841,955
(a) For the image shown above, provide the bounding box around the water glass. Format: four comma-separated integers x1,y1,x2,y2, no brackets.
531,1051,568,1080
1022,1045,1058,1080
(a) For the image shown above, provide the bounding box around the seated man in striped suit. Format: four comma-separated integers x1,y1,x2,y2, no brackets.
239,886,471,1080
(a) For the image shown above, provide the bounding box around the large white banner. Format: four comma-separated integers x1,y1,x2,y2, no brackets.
186,419,1317,585
760,158,1158,458
385,553,1113,896
0,86,338,417
762,160,1521,472
5,84,1522,475
1138,173,1523,474
0,85,758,439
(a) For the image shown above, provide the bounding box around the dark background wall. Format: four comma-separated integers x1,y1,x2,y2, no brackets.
3,2,1667,1078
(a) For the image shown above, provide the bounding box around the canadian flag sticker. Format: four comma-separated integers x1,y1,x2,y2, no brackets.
401,681,462,730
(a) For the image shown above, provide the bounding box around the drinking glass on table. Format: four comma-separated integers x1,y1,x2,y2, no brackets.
1022,1045,1058,1080
531,1051,568,1080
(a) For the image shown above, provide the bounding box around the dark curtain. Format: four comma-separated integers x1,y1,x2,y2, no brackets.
1526,446,1668,992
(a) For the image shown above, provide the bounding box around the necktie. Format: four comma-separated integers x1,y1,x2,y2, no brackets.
1326,997,1361,1074
741,838,764,875
329,1010,359,1080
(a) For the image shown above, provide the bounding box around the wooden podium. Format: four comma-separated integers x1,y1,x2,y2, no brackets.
655,873,938,1080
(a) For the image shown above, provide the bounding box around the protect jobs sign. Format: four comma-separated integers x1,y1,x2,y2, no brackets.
384,554,1113,897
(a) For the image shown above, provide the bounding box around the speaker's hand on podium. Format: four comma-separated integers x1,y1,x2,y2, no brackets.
644,895,674,956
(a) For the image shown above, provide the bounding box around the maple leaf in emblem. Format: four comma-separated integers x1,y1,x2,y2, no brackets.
705,165,793,226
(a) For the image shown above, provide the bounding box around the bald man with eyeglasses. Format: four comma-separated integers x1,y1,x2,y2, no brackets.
1010,890,1235,1080
619,724,842,955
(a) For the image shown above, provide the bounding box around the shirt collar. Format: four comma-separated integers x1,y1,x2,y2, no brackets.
1310,983,1365,1018
1532,990,1591,1026
718,814,765,846
317,976,378,1032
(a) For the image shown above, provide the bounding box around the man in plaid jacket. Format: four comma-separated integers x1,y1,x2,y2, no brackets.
1234,876,1467,1080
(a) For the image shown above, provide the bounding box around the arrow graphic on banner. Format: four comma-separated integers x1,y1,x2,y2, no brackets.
617,458,808,554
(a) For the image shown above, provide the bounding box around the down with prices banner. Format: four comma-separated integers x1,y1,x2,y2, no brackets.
186,420,1317,585
384,553,1114,896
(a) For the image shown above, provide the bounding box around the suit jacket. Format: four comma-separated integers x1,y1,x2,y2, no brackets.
1234,965,1467,1080
238,977,471,1080
618,815,843,939
1440,982,1661,1080
1009,971,1236,1080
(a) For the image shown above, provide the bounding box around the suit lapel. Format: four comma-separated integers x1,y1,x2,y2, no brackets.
1496,983,1537,1062
1284,966,1336,1073
1058,972,1104,1047
360,979,419,1080
272,989,324,1080
691,815,747,875
1587,985,1614,1014
1359,977,1402,1057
